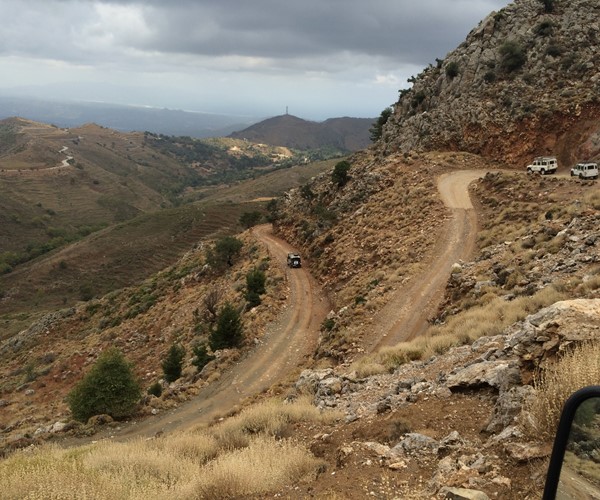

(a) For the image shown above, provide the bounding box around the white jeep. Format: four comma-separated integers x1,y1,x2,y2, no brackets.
570,162,598,180
526,156,558,175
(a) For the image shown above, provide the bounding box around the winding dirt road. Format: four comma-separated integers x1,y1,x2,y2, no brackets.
369,169,483,349
87,225,329,441
61,169,483,443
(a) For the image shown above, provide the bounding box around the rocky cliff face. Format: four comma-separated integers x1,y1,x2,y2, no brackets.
379,0,600,168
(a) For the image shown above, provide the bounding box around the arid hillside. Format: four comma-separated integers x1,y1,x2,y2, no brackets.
0,117,334,337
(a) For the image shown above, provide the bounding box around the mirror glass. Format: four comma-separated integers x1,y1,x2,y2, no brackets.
557,396,600,499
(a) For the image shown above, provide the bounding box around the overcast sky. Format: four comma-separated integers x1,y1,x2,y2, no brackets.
0,0,511,120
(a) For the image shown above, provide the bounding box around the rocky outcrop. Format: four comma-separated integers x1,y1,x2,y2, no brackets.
295,298,600,496
379,0,600,167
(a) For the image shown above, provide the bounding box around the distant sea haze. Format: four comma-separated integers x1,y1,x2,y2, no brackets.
0,95,259,138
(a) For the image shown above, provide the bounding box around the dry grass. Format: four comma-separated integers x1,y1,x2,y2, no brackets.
523,342,600,439
210,395,340,449
354,284,567,376
0,397,334,499
188,436,323,498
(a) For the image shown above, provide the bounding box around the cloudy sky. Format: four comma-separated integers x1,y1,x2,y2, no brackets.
0,0,511,120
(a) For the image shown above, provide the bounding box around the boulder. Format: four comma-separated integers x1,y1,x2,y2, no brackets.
446,360,521,392
485,385,535,433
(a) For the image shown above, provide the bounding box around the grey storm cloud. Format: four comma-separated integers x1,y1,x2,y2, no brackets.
2,0,509,68
0,0,511,119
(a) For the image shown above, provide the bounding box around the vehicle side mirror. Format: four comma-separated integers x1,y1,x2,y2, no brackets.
543,386,600,499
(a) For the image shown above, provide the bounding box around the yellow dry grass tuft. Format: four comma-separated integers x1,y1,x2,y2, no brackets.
354,284,567,376
524,342,600,439
210,395,339,450
188,436,323,499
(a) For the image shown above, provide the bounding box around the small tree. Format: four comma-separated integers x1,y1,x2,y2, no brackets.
206,236,243,271
162,343,186,383
192,342,216,372
332,160,351,187
245,267,267,307
369,107,392,142
67,348,141,422
209,302,244,351
239,211,263,229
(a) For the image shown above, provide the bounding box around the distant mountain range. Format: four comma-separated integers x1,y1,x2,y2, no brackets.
0,96,376,150
229,114,374,152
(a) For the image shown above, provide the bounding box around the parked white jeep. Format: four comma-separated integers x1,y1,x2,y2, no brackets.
526,156,558,175
570,162,598,180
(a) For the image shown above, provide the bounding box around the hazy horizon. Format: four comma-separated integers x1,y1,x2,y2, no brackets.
0,0,512,121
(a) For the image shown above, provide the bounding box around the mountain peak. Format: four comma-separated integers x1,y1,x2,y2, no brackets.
229,114,374,151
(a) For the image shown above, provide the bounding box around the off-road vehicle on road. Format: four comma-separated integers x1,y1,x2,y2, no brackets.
526,156,558,175
287,253,301,268
570,162,598,179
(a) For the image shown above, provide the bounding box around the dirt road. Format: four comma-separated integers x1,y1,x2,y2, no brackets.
85,225,329,441
368,169,483,349
60,169,482,443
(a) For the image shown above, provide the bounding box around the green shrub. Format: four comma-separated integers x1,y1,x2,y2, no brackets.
192,342,216,372
369,107,392,142
499,40,526,73
209,302,244,351
483,71,496,83
239,211,262,229
331,161,351,187
546,44,563,57
147,381,162,397
300,183,315,200
535,20,554,36
354,295,367,305
445,61,460,79
162,343,186,383
206,236,243,271
67,348,141,422
245,268,266,307
321,318,335,332
79,283,96,302
312,204,337,224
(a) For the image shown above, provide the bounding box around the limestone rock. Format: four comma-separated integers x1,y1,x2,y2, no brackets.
446,360,521,392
